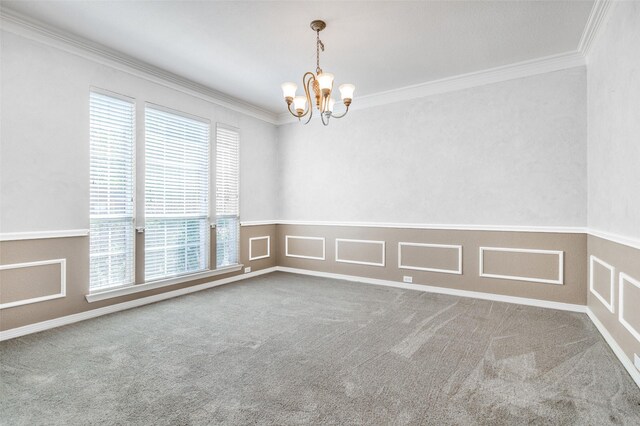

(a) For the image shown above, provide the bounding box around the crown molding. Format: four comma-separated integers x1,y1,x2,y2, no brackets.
578,0,613,59
277,50,585,125
0,8,279,125
0,5,603,128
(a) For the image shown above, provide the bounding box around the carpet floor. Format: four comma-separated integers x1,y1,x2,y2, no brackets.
1,272,639,425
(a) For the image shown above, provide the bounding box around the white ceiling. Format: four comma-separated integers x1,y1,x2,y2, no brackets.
2,1,594,114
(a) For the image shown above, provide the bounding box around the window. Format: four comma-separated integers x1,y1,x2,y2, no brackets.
89,91,136,290
145,107,210,281
216,125,240,268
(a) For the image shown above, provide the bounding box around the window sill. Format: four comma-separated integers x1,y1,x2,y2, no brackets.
85,264,243,303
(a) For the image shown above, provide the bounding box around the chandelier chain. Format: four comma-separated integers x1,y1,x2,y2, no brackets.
316,30,324,74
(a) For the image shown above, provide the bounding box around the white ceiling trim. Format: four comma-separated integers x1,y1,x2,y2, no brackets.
0,8,279,124
578,0,613,58
1,3,613,128
277,50,585,125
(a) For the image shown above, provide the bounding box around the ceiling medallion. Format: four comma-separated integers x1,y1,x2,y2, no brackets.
281,20,355,126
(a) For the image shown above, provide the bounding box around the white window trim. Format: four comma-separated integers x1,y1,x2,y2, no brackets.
89,88,137,290
144,105,212,278
86,264,243,302
215,123,241,268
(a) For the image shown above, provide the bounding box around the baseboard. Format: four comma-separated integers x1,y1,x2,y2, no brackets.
275,267,587,313
586,308,640,389
0,267,277,342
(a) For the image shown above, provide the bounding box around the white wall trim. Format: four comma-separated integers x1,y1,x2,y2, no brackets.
0,5,606,127
398,242,463,275
578,0,614,58
243,222,640,251
0,229,89,241
589,255,615,313
275,220,586,234
276,266,586,313
335,238,385,267
0,8,278,125
86,265,243,303
240,221,279,227
589,228,640,251
0,266,277,341
285,235,326,261
6,224,636,251
277,51,585,125
587,308,640,389
249,236,271,261
619,272,640,343
479,247,564,285
0,259,66,309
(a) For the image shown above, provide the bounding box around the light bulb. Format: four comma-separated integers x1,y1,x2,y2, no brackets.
281,82,297,102
339,84,355,101
293,96,307,115
317,73,334,92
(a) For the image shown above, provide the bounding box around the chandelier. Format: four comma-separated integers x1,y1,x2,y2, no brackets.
281,20,355,126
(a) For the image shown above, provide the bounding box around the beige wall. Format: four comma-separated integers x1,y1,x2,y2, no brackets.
4,222,640,371
0,224,276,331
587,235,640,368
277,225,587,305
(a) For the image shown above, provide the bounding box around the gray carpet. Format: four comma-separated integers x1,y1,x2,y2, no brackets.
1,272,639,425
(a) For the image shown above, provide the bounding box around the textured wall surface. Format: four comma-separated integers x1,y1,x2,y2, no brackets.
0,31,279,233
277,67,587,226
587,1,640,240
586,2,640,381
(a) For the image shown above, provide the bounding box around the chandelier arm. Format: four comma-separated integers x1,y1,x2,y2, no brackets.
320,112,330,126
287,72,315,119
286,103,300,118
330,105,350,119
302,73,316,125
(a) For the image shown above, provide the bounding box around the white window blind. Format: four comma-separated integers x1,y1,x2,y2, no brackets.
89,91,135,290
216,125,240,268
145,107,210,281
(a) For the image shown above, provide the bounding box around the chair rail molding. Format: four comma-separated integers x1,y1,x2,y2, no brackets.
0,229,89,241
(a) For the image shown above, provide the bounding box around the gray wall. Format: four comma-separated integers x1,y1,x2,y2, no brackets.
587,1,640,241
277,67,587,227
586,2,640,377
0,31,279,234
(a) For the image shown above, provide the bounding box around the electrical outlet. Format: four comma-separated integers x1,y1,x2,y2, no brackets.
403,276,413,283
635,353,640,371
244,267,251,274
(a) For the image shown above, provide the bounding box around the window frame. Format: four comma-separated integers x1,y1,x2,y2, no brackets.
215,123,241,269
143,103,212,282
88,87,137,291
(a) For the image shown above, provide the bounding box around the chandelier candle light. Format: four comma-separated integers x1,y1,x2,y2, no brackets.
281,20,355,126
